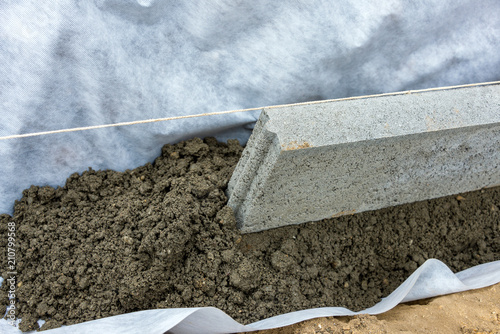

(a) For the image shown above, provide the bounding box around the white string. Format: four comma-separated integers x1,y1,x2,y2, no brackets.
0,108,262,140
1,80,499,141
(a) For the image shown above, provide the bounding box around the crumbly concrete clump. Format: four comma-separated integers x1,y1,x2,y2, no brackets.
0,137,498,332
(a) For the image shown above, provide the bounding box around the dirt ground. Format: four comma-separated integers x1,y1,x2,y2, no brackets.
1,137,499,332
254,282,500,334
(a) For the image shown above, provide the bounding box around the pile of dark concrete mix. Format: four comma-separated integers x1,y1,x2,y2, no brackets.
1,137,499,332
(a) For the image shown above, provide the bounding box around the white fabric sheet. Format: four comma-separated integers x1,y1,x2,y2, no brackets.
1,0,500,214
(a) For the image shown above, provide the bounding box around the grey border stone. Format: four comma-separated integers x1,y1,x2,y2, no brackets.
227,83,500,233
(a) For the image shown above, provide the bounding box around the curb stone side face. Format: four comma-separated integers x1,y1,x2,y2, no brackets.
227,83,500,233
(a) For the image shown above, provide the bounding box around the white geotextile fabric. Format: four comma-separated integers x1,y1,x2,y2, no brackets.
0,260,499,333
1,1,500,333
1,0,500,214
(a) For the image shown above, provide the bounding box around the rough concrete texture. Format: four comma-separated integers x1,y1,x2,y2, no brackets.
227,83,500,233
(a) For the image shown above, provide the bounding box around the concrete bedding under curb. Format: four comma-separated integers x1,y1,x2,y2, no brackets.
227,82,500,233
